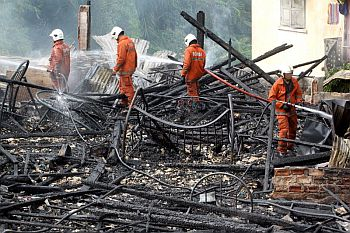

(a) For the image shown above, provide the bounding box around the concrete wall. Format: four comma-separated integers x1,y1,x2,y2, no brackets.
252,0,344,77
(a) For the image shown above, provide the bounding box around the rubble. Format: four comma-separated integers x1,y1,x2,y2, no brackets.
0,10,349,233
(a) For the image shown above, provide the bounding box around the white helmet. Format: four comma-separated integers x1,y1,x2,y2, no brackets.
184,33,197,47
280,65,293,74
49,29,64,41
111,26,124,40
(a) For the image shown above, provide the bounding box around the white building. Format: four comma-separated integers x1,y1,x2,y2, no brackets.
252,0,349,77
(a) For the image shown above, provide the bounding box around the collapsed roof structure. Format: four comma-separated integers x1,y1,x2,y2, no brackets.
0,8,349,233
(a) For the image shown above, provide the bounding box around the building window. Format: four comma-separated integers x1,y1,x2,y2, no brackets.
280,0,305,29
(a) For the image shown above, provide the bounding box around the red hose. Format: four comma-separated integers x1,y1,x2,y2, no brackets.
205,69,269,103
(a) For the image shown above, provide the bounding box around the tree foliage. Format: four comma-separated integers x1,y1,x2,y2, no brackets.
0,0,251,59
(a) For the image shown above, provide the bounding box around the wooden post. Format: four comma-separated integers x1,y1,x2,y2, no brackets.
78,3,91,51
228,38,232,68
196,11,205,48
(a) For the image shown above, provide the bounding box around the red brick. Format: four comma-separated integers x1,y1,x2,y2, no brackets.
296,175,312,184
309,168,325,177
275,168,290,176
289,185,303,192
275,185,288,192
290,168,308,176
304,185,320,193
273,176,293,185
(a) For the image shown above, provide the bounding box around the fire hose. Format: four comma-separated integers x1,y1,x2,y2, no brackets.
205,69,332,120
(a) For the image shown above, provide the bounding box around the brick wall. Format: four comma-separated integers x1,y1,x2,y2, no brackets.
272,167,350,203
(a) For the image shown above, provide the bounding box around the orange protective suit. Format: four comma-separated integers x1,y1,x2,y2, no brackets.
268,77,303,153
113,35,137,105
49,40,70,89
180,44,206,102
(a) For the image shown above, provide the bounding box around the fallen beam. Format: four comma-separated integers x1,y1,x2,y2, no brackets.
181,11,275,85
0,130,110,139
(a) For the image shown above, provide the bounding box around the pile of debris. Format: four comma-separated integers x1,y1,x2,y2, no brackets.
0,11,349,233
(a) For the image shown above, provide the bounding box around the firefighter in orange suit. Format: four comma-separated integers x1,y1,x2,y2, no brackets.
111,26,137,106
180,34,206,102
48,29,70,90
268,65,303,156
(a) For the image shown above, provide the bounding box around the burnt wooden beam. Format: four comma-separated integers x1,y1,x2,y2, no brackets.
0,145,18,176
0,218,74,230
38,164,80,186
180,11,275,85
293,56,328,69
0,130,110,139
8,184,63,194
196,11,205,48
94,200,265,233
297,55,327,80
119,187,310,232
82,162,105,191
271,151,331,167
162,163,265,173
0,189,103,213
240,134,332,149
250,43,293,64
0,145,18,164
220,68,266,106
7,211,170,232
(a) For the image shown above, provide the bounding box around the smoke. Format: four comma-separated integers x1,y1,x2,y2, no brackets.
0,0,251,69
202,2,251,67
204,5,233,67
0,0,82,57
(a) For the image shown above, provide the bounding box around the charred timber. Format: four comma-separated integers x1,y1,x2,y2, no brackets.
0,129,110,139
162,163,265,173
0,189,103,214
93,200,266,233
298,55,327,80
220,68,266,106
180,11,275,85
82,183,312,232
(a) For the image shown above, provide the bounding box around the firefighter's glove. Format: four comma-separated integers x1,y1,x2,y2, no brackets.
281,103,291,112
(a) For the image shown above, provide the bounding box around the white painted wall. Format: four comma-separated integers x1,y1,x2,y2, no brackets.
252,0,344,77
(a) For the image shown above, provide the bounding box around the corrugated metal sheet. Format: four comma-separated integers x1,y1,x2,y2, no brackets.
329,135,350,168
82,65,117,94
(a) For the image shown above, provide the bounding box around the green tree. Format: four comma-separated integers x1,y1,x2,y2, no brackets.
0,0,252,59
0,0,33,55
